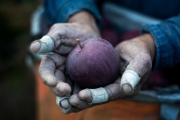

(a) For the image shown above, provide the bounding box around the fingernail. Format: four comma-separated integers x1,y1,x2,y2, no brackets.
79,89,92,102
122,83,133,95
30,41,40,53
60,99,70,109
120,70,140,95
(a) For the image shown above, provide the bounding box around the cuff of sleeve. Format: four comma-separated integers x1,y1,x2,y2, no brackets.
143,24,170,70
56,0,101,29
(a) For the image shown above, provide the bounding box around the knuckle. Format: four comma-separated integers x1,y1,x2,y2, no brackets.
138,53,152,73
50,23,60,30
69,96,79,106
56,83,71,95
51,87,62,96
142,54,152,70
38,70,57,86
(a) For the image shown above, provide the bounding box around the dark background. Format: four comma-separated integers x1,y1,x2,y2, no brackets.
0,0,40,119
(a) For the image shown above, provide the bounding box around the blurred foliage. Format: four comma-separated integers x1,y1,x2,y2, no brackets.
0,0,40,120
0,0,39,67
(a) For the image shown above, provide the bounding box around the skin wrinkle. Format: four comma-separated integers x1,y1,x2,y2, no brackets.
32,7,155,112
51,86,68,96
132,54,151,77
70,95,81,107
39,60,55,76
56,83,70,95
46,54,66,68
39,55,67,88
57,45,73,55
54,69,65,82
53,23,99,49
57,65,65,72
38,71,57,87
119,58,129,74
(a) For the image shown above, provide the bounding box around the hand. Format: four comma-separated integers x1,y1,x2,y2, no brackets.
65,33,155,113
30,11,100,113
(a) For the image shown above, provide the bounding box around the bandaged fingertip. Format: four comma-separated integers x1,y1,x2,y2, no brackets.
38,35,54,54
120,70,140,95
56,95,71,113
88,87,108,105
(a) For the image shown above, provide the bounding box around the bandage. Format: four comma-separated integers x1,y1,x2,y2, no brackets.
38,35,54,54
88,87,108,105
56,95,71,113
120,70,141,95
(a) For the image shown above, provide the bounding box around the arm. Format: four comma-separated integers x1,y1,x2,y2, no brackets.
30,0,102,114
143,14,180,70
69,15,180,113
44,0,101,27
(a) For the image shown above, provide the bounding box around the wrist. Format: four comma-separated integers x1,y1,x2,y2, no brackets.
138,34,155,62
68,11,99,34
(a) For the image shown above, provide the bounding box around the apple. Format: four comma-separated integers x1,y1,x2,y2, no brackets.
66,38,120,88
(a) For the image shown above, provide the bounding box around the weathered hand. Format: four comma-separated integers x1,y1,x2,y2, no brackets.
30,11,100,113
64,33,155,113
30,22,100,55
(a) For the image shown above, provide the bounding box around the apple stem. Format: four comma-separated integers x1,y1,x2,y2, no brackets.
76,39,83,49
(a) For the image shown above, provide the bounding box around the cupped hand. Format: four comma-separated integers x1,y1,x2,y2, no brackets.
30,13,101,113
30,22,100,55
65,33,155,113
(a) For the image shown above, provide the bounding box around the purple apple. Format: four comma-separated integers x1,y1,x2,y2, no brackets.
66,38,120,88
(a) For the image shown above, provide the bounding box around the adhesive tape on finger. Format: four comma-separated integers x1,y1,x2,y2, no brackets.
38,35,55,53
56,95,71,113
88,87,108,105
120,70,141,94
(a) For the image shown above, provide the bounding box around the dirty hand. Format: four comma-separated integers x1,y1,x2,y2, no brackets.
66,33,155,113
29,11,100,113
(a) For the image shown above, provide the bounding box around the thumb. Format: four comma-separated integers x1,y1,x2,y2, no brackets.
120,54,152,95
30,35,55,54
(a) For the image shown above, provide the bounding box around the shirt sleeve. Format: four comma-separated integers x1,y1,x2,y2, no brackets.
143,14,180,70
44,0,101,27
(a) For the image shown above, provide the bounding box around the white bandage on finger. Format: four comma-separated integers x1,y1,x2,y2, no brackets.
38,35,55,54
120,70,141,94
88,87,108,105
56,95,71,113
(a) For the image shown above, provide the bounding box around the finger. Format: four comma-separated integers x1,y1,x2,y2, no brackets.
69,94,90,111
120,54,152,95
30,36,55,54
72,83,82,94
55,78,73,112
57,77,74,110
50,66,71,96
79,87,109,105
78,77,134,103
61,83,81,110
51,82,71,96
56,45,74,55
55,81,72,111
30,24,77,54
56,96,71,113
38,54,66,86
60,83,89,113
57,94,88,114
79,89,92,102
120,70,140,95
47,23,78,47
60,99,70,109
38,55,57,86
